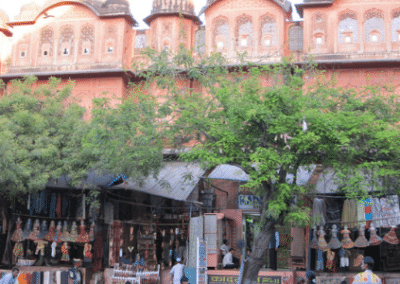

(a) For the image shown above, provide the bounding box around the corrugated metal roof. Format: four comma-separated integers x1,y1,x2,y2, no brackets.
110,162,205,201
207,164,316,185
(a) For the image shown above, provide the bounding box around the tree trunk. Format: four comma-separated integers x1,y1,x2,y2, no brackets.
240,181,278,284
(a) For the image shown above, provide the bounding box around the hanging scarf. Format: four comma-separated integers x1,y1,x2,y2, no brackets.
49,193,57,218
316,249,324,271
313,198,327,227
383,226,399,245
371,198,382,228
326,249,335,270
356,200,366,229
342,199,357,229
380,197,392,228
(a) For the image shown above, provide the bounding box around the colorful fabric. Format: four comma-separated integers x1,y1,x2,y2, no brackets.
371,198,382,228
383,226,399,245
12,242,24,264
353,270,382,284
341,226,355,249
357,201,366,228
38,221,48,240
317,227,330,252
342,199,357,229
326,249,335,270
313,198,327,227
328,225,342,249
44,221,56,242
369,226,382,246
28,219,41,241
380,198,393,228
76,223,89,243
388,195,400,226
355,226,369,248
49,193,57,218
310,228,319,249
363,198,373,221
11,217,24,243
61,243,70,261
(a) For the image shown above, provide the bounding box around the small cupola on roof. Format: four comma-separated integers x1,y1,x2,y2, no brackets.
0,9,12,36
144,0,201,25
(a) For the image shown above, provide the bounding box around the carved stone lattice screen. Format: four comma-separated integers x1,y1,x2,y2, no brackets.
235,15,253,48
364,9,385,42
39,26,53,57
212,18,229,50
79,24,95,54
260,14,277,47
338,10,358,43
59,25,74,56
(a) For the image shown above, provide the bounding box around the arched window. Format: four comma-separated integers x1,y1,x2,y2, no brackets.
104,25,116,53
391,10,400,42
310,12,327,48
364,9,385,42
338,10,358,44
260,14,276,47
235,14,253,48
195,28,205,54
59,25,74,56
212,18,229,50
288,25,303,51
79,24,94,55
162,22,173,49
135,34,148,49
39,26,53,57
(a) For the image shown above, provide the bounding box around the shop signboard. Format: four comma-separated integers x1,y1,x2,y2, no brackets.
197,237,207,284
238,195,262,210
209,275,281,284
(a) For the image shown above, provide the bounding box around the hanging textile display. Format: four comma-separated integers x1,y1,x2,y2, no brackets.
54,221,63,243
60,221,71,242
92,230,104,272
383,226,399,245
326,249,335,270
56,193,62,219
328,224,342,249
369,225,382,246
342,199,357,229
69,221,79,242
341,225,355,249
109,221,123,266
317,226,330,252
313,198,327,227
45,221,56,242
76,220,89,243
84,243,93,261
28,219,41,241
51,242,57,258
362,198,372,228
354,225,369,248
11,217,25,243
380,197,393,228
316,249,324,271
38,220,48,240
61,242,70,262
22,218,33,239
356,201,366,229
310,227,319,249
88,223,95,242
388,195,400,226
371,198,382,228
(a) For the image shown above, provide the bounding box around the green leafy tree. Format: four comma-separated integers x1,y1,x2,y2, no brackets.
0,76,87,201
137,47,400,283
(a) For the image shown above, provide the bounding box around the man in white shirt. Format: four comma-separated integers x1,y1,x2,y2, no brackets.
220,239,230,256
170,257,185,284
0,268,19,284
223,248,238,269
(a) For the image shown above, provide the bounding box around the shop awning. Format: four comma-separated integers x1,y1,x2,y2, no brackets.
207,164,316,185
46,170,120,189
109,162,205,201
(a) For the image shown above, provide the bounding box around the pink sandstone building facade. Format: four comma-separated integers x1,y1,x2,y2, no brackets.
1,0,400,106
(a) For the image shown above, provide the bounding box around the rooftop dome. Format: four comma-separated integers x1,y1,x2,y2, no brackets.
151,0,195,16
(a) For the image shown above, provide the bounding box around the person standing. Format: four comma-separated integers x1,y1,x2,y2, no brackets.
0,268,19,284
269,229,279,270
170,257,185,284
353,256,382,284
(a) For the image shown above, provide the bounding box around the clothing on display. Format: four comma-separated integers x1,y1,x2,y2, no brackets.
313,198,327,227
60,221,71,242
363,198,373,222
356,201,366,229
61,242,70,262
12,242,24,264
380,197,393,228
45,221,56,242
342,199,358,229
317,227,330,252
11,217,24,243
369,226,382,246
69,221,78,242
339,248,349,268
76,221,89,243
371,198,382,228
310,227,319,249
341,225,355,249
383,226,399,245
22,219,33,239
28,219,41,241
326,249,335,270
54,221,63,243
354,226,369,248
38,220,48,240
328,225,342,249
